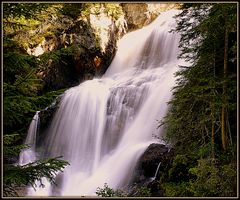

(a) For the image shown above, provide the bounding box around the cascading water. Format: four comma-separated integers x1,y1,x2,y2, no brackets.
19,111,40,166
21,9,187,196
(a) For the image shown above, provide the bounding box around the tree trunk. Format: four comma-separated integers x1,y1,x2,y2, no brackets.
211,118,215,159
221,22,228,151
211,45,216,159
221,106,226,151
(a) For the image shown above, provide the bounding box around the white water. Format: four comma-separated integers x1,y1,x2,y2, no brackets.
18,111,52,196
19,111,40,166
21,9,187,196
153,161,162,180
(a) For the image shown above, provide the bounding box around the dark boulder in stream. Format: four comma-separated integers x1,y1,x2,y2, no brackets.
130,143,175,196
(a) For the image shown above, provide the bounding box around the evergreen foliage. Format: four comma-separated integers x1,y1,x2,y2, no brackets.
3,3,69,138
3,3,50,20
160,3,237,197
96,183,127,197
95,183,151,197
3,134,69,197
3,3,69,196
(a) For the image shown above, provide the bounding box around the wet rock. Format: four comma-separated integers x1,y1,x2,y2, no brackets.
39,56,80,93
35,19,99,93
130,143,175,196
37,95,62,145
137,143,172,178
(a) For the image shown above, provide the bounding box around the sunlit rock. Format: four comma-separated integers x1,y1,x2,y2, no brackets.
121,3,179,32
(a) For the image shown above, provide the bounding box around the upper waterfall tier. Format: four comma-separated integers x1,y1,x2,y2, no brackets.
104,9,182,77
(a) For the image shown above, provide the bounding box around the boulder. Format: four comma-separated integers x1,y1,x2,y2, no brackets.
137,143,173,178
130,143,175,196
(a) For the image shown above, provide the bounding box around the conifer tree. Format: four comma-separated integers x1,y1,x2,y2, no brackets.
162,3,237,197
3,3,69,196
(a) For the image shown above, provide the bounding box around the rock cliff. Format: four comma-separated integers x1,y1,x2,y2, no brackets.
25,3,179,93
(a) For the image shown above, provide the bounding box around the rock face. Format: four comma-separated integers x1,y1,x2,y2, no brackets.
130,143,175,196
37,17,118,93
38,19,100,93
121,3,149,31
121,3,178,32
26,3,179,93
28,5,126,93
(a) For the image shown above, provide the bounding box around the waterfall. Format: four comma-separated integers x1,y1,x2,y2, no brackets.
22,9,187,196
18,111,52,196
19,111,40,166
153,162,162,181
